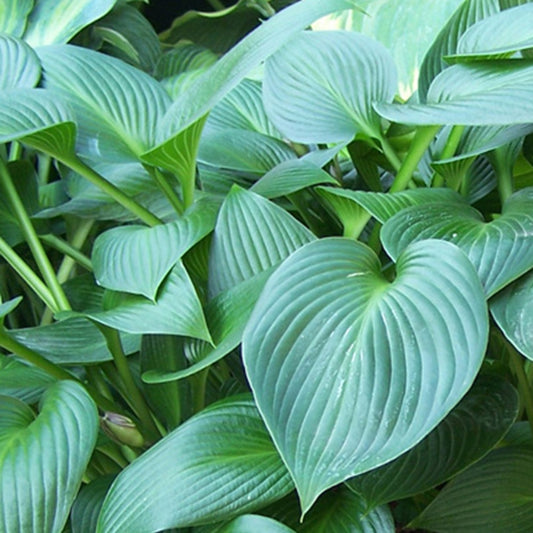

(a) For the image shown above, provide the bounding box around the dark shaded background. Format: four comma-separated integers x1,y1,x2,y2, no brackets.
143,0,216,32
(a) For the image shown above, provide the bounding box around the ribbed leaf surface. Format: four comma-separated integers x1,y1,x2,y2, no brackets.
411,446,533,533
212,515,296,533
208,186,316,297
376,60,533,126
0,0,33,37
346,375,518,508
70,476,114,533
382,188,533,296
92,199,219,299
243,238,488,512
97,396,294,532
0,381,98,533
491,270,533,360
263,31,397,143
0,35,40,90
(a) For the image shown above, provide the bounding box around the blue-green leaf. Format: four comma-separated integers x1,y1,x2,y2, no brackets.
0,34,40,90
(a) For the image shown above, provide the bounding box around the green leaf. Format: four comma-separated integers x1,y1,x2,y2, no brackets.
0,0,33,37
0,297,22,323
450,4,533,60
491,270,533,360
418,0,500,101
92,199,219,300
0,88,76,159
381,188,533,296
250,160,338,199
243,238,488,512
411,446,533,533
9,317,140,365
346,374,518,508
38,44,171,162
376,60,533,126
97,395,294,532
154,42,217,80
71,476,115,533
0,396,35,447
211,515,296,533
0,381,99,533
23,0,117,46
208,186,316,297
0,34,40,90
86,262,211,340
263,31,397,143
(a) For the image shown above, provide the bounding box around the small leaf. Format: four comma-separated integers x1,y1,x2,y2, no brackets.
243,238,488,512
0,34,40,90
491,270,533,360
213,515,296,533
0,381,99,533
0,0,33,37
346,375,518,508
0,297,23,323
411,446,533,533
381,188,533,296
97,395,294,532
263,31,397,143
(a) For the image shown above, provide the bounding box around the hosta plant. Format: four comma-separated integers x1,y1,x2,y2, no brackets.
1,0,533,531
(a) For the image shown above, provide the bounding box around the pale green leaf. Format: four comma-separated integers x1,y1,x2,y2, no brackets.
0,0,33,37
346,375,518,508
381,188,533,296
92,198,219,299
263,31,397,143
213,515,295,533
0,34,40,90
491,270,533,360
208,186,316,297
97,395,294,532
411,446,533,533
0,381,99,533
23,0,117,46
243,238,488,512
154,43,217,80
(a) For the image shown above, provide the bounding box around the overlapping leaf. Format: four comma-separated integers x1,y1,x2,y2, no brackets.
0,0,33,37
381,188,533,296
0,34,40,90
208,515,296,533
263,31,397,143
71,476,115,533
97,396,294,532
0,381,98,533
243,238,488,512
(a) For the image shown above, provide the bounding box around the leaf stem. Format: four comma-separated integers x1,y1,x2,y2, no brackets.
492,148,514,204
379,135,402,172
145,165,184,215
432,125,465,187
207,0,226,10
191,368,208,413
41,232,93,273
389,125,441,193
507,339,533,438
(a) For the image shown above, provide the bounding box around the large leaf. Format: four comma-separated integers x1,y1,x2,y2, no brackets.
209,515,296,533
346,375,518,508
376,60,533,126
411,446,533,533
263,31,397,143
0,381,99,533
208,186,316,297
491,270,533,360
23,0,117,46
97,395,294,532
381,187,533,296
243,238,488,512
0,0,33,37
0,34,40,90
92,198,219,299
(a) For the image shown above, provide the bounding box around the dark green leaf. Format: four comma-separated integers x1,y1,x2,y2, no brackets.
70,476,115,533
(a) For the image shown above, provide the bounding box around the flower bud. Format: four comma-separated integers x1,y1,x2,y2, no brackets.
101,412,145,448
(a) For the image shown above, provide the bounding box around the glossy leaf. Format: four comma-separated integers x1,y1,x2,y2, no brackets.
208,186,316,297
491,270,533,360
411,446,533,533
376,60,533,126
71,476,115,533
23,0,117,46
346,375,518,508
263,31,397,143
97,395,294,532
86,262,211,340
210,515,296,533
243,238,488,512
0,34,40,90
92,199,219,299
0,0,33,37
0,381,99,533
381,188,533,296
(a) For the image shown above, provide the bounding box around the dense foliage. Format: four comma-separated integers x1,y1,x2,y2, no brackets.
1,0,533,531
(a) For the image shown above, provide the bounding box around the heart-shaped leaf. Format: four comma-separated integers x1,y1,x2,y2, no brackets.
410,446,533,533
0,0,33,37
92,198,219,299
97,395,294,532
263,30,397,143
381,187,533,296
0,34,40,90
208,186,316,297
491,270,533,361
0,381,99,533
243,238,488,512
346,374,518,509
